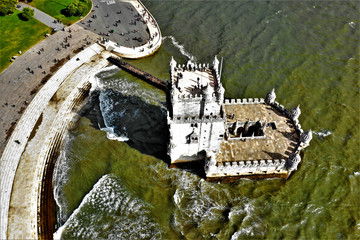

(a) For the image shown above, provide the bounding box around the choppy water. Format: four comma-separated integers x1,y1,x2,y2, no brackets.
53,1,359,239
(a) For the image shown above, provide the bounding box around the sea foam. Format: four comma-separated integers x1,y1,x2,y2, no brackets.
171,171,264,238
54,174,162,239
163,36,197,62
313,129,332,139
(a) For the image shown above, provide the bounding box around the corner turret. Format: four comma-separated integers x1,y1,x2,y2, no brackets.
290,104,301,122
300,129,312,149
213,56,219,72
170,56,177,74
286,153,301,171
265,88,276,104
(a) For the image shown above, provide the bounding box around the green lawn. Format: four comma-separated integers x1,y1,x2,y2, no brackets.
0,10,51,73
29,0,92,26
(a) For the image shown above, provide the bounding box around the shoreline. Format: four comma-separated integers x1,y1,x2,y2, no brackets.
0,0,162,238
1,43,107,239
37,57,111,239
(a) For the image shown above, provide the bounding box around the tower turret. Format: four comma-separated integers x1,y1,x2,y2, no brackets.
290,104,301,122
286,153,301,171
265,88,276,104
300,130,312,146
213,55,219,72
170,56,177,73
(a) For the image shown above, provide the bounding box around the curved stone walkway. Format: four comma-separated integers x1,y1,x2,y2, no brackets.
35,53,111,239
0,44,104,240
0,24,100,157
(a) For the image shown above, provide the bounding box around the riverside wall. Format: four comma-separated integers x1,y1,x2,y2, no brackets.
0,44,105,240
36,54,111,239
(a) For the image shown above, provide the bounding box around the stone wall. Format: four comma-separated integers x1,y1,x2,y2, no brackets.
206,156,288,178
168,117,224,162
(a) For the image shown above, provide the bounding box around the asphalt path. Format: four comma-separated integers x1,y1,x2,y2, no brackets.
18,2,65,29
79,0,150,48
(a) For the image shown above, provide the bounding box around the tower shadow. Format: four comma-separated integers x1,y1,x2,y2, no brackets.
79,89,208,178
80,89,170,162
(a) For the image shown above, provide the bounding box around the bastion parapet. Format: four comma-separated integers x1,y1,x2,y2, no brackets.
167,56,312,180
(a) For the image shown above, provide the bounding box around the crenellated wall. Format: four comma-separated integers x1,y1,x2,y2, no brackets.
169,56,224,119
207,88,311,178
206,157,288,177
224,98,265,105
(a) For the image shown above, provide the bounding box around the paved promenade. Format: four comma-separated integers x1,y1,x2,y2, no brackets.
81,0,162,58
18,2,65,29
0,24,99,157
79,0,149,47
0,44,105,240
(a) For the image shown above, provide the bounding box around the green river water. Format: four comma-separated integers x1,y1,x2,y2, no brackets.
53,1,359,239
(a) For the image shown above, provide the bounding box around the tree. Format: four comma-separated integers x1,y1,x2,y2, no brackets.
63,0,87,17
20,7,34,21
0,0,17,16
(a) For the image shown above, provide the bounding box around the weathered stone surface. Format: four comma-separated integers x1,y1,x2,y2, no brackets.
168,56,225,162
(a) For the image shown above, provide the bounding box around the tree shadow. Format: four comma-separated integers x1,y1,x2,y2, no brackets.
17,12,30,21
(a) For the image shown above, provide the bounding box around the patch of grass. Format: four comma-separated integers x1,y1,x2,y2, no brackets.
0,10,51,73
28,0,92,26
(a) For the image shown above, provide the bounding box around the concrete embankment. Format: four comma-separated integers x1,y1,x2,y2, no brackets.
36,54,111,239
0,44,108,239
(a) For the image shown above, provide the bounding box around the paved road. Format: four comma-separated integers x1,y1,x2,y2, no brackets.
18,2,65,29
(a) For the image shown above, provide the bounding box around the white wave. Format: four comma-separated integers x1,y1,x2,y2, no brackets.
305,204,324,215
99,91,116,128
348,21,355,29
229,201,265,239
173,189,182,207
313,129,332,139
101,126,129,142
171,170,266,238
54,174,162,239
163,36,196,62
53,134,77,225
98,74,165,106
89,65,119,92
231,226,255,239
